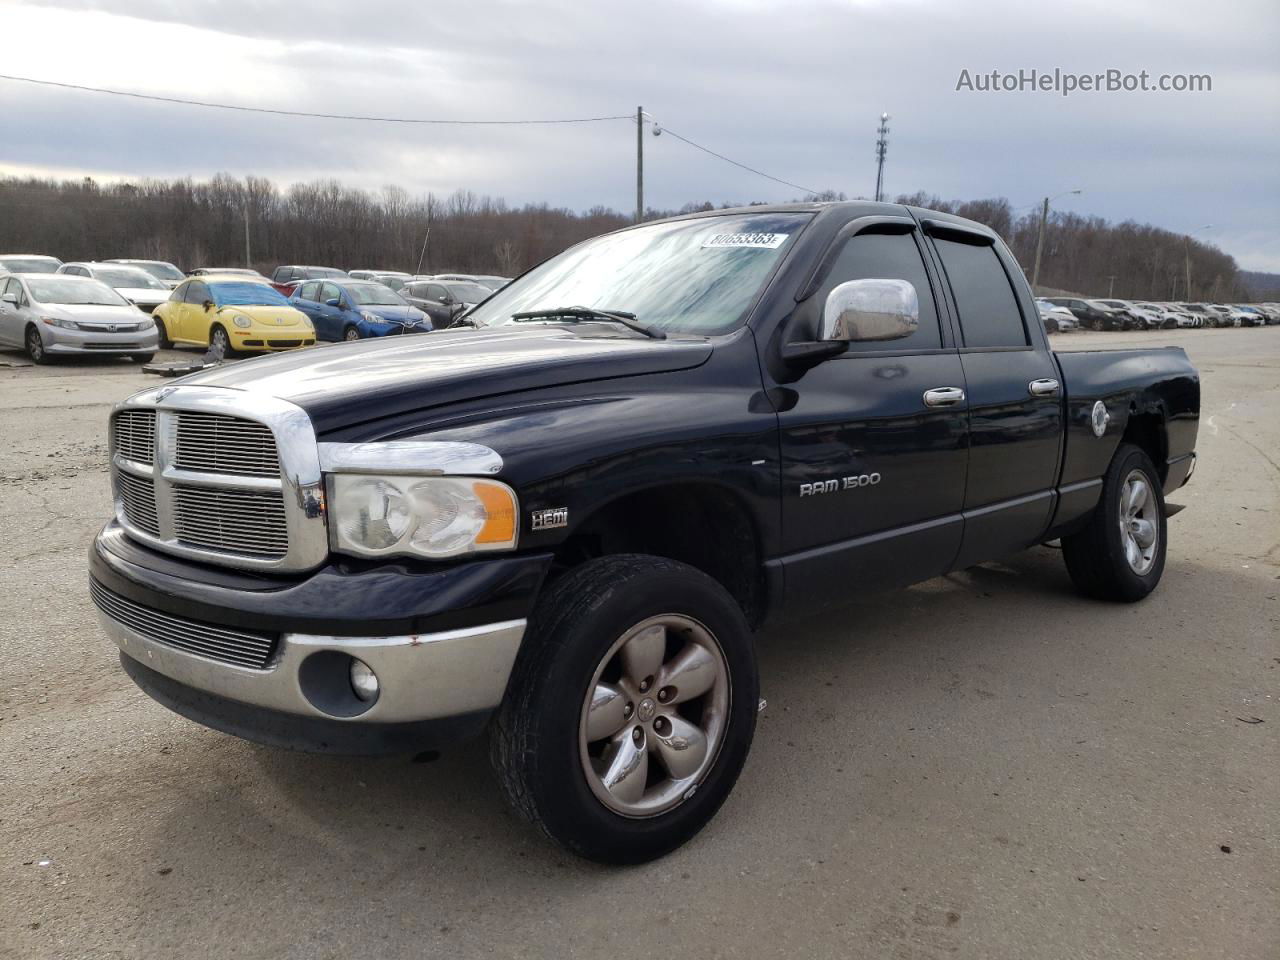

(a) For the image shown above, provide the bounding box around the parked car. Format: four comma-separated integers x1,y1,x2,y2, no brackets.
57,262,171,314
153,274,316,355
269,265,348,295
90,201,1199,864
401,279,491,327
0,273,158,364
104,259,186,288
1096,299,1163,329
1044,297,1125,330
1134,302,1185,329
289,279,430,341
1035,299,1077,333
189,267,265,279
0,254,64,276
348,270,412,290
1229,305,1265,327
1179,303,1217,327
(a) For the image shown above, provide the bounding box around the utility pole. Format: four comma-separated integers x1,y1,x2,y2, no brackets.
874,113,890,202
1107,275,1118,297
243,203,251,268
1031,189,1082,292
636,105,644,224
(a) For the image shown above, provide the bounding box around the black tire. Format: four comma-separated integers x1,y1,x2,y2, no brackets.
153,316,172,349
209,325,234,357
491,555,758,864
130,353,155,364
24,325,49,364
1062,443,1167,602
343,326,361,342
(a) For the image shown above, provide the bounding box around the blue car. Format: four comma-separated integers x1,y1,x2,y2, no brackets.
289,279,432,342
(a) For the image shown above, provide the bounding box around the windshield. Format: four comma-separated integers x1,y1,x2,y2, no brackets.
443,281,492,303
309,267,347,279
94,267,167,289
1,256,62,273
130,261,185,282
28,277,127,306
346,282,407,306
209,282,290,307
467,212,811,336
204,268,260,277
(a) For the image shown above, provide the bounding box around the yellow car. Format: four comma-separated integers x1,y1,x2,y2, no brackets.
153,274,316,355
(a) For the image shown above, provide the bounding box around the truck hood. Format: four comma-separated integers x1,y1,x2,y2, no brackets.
178,326,714,432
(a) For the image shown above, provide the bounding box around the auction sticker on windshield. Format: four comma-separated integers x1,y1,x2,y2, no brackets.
701,232,789,249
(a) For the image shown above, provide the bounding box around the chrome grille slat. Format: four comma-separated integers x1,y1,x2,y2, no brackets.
174,413,279,478
116,470,160,536
113,409,156,464
90,579,277,669
172,486,289,558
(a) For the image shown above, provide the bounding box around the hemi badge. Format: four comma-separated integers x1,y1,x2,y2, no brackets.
531,507,568,531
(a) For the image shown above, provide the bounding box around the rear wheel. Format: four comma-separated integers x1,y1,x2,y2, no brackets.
491,555,758,864
24,325,48,364
1062,443,1167,602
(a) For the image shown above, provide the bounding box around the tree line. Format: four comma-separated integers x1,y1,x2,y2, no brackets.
0,174,1253,301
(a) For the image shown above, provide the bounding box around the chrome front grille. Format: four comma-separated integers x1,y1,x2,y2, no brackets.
90,578,277,669
114,409,155,464
173,485,289,558
116,469,160,536
108,388,328,572
175,412,280,477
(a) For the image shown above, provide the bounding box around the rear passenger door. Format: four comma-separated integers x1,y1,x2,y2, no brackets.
922,221,1062,568
777,222,969,611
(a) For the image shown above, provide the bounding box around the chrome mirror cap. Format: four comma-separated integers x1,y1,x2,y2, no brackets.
822,278,919,343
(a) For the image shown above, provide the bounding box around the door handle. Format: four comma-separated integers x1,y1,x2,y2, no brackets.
923,386,966,407
1028,378,1061,396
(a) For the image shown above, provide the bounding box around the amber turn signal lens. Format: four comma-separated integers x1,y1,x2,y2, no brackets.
473,480,518,545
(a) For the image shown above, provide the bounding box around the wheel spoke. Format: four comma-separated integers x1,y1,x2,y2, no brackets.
601,733,648,805
1125,479,1149,517
652,714,709,781
1124,534,1141,569
1132,518,1156,549
658,643,717,703
585,683,630,742
621,623,666,683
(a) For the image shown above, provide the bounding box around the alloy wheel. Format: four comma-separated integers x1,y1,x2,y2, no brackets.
1118,469,1159,575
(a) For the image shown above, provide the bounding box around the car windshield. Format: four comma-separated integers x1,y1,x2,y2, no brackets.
28,277,127,306
310,267,347,279
2,256,61,273
203,268,260,277
210,282,290,307
346,282,407,306
132,262,185,282
94,267,167,289
442,281,492,303
467,212,811,336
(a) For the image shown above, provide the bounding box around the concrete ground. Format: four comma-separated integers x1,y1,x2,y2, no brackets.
0,329,1276,960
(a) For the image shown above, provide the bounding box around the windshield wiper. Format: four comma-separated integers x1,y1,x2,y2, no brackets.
509,306,666,340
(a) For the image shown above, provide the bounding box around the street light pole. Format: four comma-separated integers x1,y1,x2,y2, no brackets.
636,105,644,224
1030,188,1082,292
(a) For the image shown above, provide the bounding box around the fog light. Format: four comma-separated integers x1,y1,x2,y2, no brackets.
350,658,379,702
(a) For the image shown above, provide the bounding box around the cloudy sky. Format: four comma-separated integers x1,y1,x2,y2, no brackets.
3,0,1278,269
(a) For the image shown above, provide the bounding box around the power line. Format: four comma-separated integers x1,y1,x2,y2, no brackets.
652,124,820,197
0,73,633,125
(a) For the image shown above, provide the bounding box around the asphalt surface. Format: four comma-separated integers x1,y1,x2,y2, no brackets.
1,329,1276,960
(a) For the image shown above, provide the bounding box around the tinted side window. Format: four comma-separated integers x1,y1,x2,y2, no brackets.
320,282,341,304
426,284,447,301
299,281,319,301
933,238,1028,348
818,231,941,352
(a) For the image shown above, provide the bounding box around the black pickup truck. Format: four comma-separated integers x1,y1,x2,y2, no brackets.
90,202,1199,863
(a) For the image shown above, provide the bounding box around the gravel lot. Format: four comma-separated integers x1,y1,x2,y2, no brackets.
1,329,1276,960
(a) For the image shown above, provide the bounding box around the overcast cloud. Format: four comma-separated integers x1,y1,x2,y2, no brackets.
2,0,1277,269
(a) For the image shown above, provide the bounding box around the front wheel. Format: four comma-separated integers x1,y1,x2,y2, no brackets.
343,326,361,342
491,555,758,864
25,325,49,364
129,353,155,364
1062,443,1167,602
209,325,234,358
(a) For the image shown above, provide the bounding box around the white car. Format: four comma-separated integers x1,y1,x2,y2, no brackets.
57,262,171,314
103,259,186,289
1097,298,1164,329
0,254,63,276
1035,299,1077,332
0,273,159,364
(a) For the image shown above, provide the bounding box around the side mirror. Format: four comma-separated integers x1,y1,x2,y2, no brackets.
325,297,341,308
203,299,215,312
821,279,919,342
782,279,919,368
1,293,17,305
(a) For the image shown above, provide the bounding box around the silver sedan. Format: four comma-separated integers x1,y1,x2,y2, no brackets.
0,273,160,364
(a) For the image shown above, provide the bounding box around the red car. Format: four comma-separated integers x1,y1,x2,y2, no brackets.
269,265,348,295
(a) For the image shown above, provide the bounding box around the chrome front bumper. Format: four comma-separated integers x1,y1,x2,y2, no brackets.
97,604,526,726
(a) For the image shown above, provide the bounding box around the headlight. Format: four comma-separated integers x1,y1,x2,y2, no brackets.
328,474,518,559
40,316,79,329
232,314,252,328
135,316,155,329
362,311,387,324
